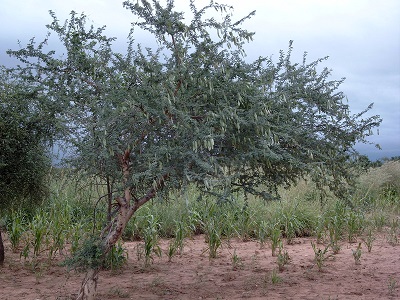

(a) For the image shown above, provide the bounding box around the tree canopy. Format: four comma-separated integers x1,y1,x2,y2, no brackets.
0,67,56,212
7,2,380,203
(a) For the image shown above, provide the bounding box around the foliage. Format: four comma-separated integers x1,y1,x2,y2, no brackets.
270,200,317,243
256,220,269,248
0,67,56,213
141,213,162,266
351,242,362,265
103,242,128,270
386,218,399,245
6,210,26,252
311,241,331,271
206,222,222,258
63,235,105,271
276,242,290,271
30,211,49,257
355,160,400,210
346,210,364,242
270,269,282,284
231,249,243,270
6,0,381,209
269,224,281,257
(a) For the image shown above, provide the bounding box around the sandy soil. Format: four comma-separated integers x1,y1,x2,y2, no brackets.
0,233,399,300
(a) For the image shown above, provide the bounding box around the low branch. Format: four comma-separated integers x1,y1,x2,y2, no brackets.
132,173,169,213
92,190,118,234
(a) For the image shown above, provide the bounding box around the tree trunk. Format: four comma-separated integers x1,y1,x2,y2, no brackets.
76,268,99,300
76,192,133,300
0,230,4,266
75,150,168,299
75,177,166,300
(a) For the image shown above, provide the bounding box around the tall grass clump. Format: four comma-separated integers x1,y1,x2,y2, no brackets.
6,210,26,252
135,211,162,266
356,160,400,212
322,200,347,251
268,198,319,244
348,161,399,239
3,169,97,262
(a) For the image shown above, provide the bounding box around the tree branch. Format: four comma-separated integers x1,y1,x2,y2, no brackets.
132,173,169,213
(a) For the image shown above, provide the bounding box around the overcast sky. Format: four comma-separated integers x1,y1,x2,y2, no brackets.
1,0,399,160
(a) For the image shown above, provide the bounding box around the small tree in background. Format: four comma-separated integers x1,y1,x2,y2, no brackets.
7,0,381,298
0,67,58,265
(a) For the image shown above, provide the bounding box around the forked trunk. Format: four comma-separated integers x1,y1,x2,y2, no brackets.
75,150,168,300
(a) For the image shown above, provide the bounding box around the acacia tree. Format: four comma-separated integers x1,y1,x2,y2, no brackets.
7,0,380,298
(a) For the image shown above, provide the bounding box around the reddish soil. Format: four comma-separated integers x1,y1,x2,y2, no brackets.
0,233,399,300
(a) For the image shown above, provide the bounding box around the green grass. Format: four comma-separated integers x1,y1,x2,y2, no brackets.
1,161,399,270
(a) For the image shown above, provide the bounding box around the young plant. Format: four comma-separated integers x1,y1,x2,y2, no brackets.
271,269,282,284
372,212,386,231
69,222,86,254
328,223,341,254
47,200,74,259
257,220,269,249
205,218,222,259
166,240,177,262
346,211,364,243
47,224,68,260
315,216,326,244
276,242,290,272
30,211,49,257
269,225,281,257
362,228,375,253
235,204,255,241
386,218,399,246
311,241,331,271
141,214,162,266
274,201,314,245
186,209,202,238
351,242,362,265
20,241,30,261
231,249,243,270
328,216,342,254
326,201,346,246
388,276,397,296
103,242,128,270
174,219,187,254
250,254,259,270
7,210,26,252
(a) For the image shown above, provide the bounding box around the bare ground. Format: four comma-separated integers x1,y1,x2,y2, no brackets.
0,233,399,300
